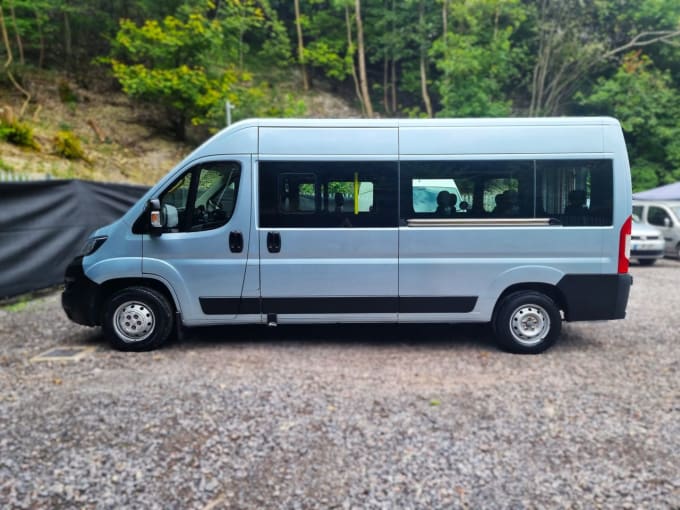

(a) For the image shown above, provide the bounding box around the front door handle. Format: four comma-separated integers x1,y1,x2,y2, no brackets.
267,231,281,253
229,231,243,253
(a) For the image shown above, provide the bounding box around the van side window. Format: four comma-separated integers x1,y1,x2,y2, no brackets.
632,205,643,221
648,206,672,227
279,173,316,213
401,161,534,219
536,160,613,226
159,162,241,233
401,159,613,226
259,161,397,228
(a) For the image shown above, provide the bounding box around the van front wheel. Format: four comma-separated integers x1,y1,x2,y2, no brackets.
103,287,174,351
493,291,561,354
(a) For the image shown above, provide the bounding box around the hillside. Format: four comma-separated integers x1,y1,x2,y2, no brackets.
0,73,360,185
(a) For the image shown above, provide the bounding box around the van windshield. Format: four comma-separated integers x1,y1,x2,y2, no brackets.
672,206,680,220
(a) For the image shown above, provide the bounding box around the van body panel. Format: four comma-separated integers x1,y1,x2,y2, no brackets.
83,218,143,283
258,228,399,321
398,227,605,321
200,125,258,156
399,126,603,155
259,127,398,155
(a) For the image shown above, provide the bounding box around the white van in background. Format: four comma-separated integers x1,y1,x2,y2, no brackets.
63,117,633,354
633,200,680,259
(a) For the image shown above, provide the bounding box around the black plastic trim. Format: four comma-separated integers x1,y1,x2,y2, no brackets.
557,273,632,321
631,250,663,257
199,296,478,315
61,256,101,326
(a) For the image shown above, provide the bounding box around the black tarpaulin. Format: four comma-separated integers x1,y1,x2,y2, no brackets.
0,180,149,298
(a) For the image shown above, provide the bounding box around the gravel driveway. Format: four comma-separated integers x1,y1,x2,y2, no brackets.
1,260,679,509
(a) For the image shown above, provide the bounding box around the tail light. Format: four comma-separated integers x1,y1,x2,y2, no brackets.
618,215,632,273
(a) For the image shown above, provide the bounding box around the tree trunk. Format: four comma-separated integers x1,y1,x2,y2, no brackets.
419,0,433,117
382,0,390,114
391,58,397,113
34,8,45,68
355,0,373,117
383,56,390,114
442,0,448,38
390,0,397,113
173,113,186,141
441,0,449,108
345,5,365,115
63,9,72,68
9,2,23,66
0,6,31,116
294,0,309,91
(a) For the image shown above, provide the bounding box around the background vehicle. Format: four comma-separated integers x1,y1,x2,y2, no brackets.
632,200,680,258
631,215,665,265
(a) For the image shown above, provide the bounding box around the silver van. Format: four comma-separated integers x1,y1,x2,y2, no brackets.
632,200,680,259
63,118,633,354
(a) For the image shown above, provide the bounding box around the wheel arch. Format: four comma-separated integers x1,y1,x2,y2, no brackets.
99,277,180,322
492,282,568,322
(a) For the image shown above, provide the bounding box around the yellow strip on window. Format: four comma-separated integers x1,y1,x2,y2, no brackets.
354,172,359,215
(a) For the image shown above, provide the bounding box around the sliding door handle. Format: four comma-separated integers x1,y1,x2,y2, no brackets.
267,231,281,253
229,231,243,253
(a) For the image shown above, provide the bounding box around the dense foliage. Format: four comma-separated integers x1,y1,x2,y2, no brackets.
1,0,680,188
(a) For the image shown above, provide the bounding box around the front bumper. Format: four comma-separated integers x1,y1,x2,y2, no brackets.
62,256,101,327
631,249,664,259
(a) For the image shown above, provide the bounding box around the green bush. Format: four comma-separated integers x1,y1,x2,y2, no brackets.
58,80,78,104
54,130,86,160
0,120,40,150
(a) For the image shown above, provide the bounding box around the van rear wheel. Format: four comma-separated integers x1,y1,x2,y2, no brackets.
103,287,174,351
493,291,561,354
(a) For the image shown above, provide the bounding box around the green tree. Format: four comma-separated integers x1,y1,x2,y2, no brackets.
432,0,525,117
527,0,680,116
109,11,238,139
578,52,680,190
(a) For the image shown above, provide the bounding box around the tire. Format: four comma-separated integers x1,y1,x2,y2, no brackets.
493,291,561,354
103,286,174,351
637,258,656,266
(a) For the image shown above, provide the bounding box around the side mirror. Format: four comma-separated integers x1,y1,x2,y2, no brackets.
664,217,672,228
149,199,163,234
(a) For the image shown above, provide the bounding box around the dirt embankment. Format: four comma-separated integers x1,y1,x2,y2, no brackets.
0,72,361,185
1,73,191,184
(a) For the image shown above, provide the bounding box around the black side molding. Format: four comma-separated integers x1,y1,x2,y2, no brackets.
199,296,478,315
557,274,632,321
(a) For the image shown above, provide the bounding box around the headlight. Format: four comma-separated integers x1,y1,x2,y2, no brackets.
80,236,108,256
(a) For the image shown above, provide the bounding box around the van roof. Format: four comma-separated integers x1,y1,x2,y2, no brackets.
228,117,620,129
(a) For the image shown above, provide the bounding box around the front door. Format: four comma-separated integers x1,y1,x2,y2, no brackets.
257,160,399,322
142,156,251,322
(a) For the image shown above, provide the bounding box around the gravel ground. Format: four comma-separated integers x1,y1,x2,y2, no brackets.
1,260,679,509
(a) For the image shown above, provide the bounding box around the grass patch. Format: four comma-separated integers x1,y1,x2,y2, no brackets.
0,119,40,150
0,158,14,172
0,296,32,312
54,130,87,160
